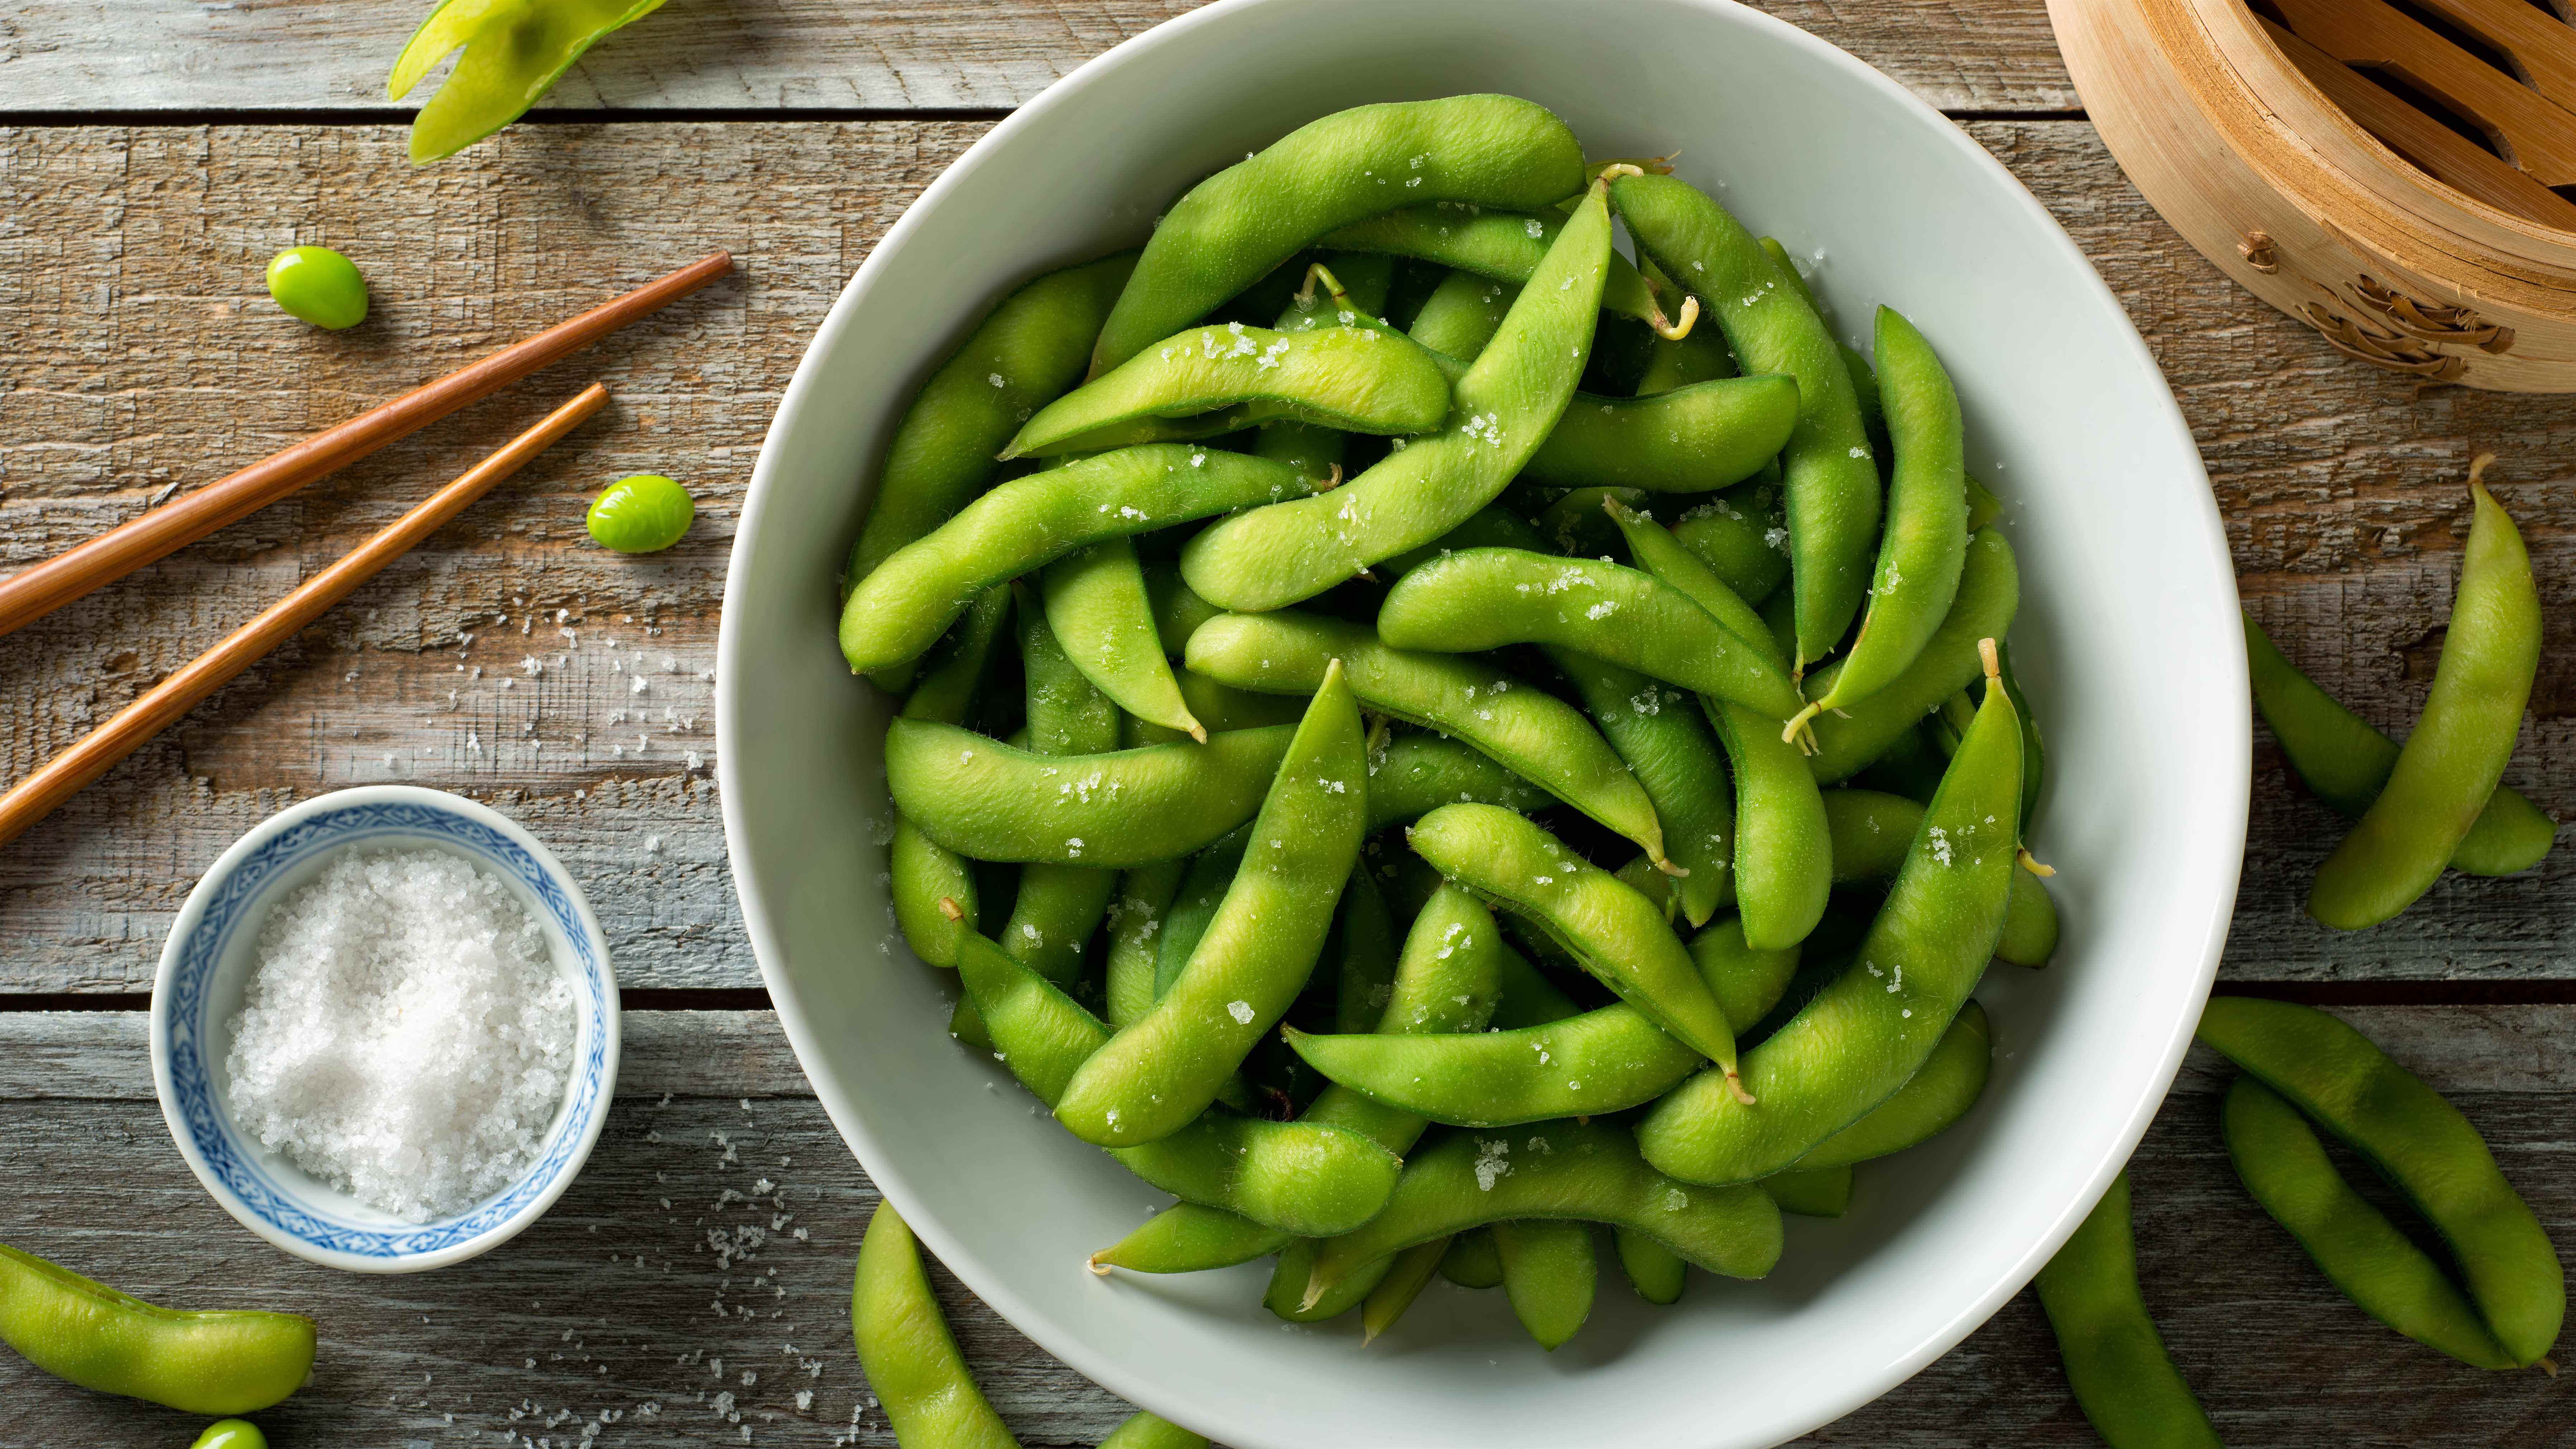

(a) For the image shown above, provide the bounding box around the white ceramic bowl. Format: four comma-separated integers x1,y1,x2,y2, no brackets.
151,785,620,1274
719,1,2247,1443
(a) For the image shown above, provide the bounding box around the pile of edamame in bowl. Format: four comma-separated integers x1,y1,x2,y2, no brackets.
835,93,2057,1357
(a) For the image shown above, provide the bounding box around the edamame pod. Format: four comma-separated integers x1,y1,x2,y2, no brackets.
1362,1237,1453,1341
1044,539,1202,740
995,597,1122,988
1255,256,1398,485
1088,1202,1290,1275
1317,204,1671,329
1375,549,1804,721
1363,733,1553,831
1804,528,2021,784
885,720,1295,867
851,1204,1019,1449
1442,1228,1506,1288
1640,643,2021,1185
1409,804,1743,1090
840,444,1313,675
2243,612,2552,876
1007,323,1453,457
1380,503,1549,580
1056,661,1367,1146
890,586,1015,968
1707,698,1832,952
1493,1219,1597,1350
1521,375,1799,495
1104,860,1186,1029
1179,175,1614,610
1546,650,1733,926
1301,1120,1785,1306
2197,996,2562,1366
1187,610,1664,860
1094,96,1585,372
1761,1165,1853,1218
1612,172,1880,669
0,1245,314,1416
1123,670,1308,746
1670,481,1791,605
1617,1230,1688,1305
1797,1000,1991,1169
1154,825,1252,998
1407,270,1519,361
1100,1411,1210,1449
2222,1075,2517,1371
1535,487,1645,559
1144,562,1223,655
1824,791,2059,967
2032,1174,2224,1449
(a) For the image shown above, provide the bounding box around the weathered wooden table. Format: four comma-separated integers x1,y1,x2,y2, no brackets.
1,4,2567,1445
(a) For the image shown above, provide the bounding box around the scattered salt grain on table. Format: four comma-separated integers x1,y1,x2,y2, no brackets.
224,844,575,1222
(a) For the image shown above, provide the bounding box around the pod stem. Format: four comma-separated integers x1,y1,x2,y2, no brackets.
1185,719,1209,744
935,896,964,922
1781,700,1824,746
1648,293,1701,342
2017,847,2056,878
1293,261,1351,312
1723,1067,1755,1106
1655,857,1690,878
1978,636,2002,684
1086,1252,1112,1277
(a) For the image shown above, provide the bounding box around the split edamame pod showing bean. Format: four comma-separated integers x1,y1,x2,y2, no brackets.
852,1203,1020,1449
0,1245,314,1416
2032,1174,2224,1449
1005,322,1453,457
884,720,1296,867
1520,375,1799,495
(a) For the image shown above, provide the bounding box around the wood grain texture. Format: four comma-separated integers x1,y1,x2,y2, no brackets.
0,1007,2565,1448
0,117,2567,993
0,0,2077,117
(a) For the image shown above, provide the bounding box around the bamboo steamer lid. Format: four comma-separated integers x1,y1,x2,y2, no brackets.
2049,0,2576,391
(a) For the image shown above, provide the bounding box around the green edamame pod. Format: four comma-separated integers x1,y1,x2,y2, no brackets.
1670,479,1791,606
2033,1174,2224,1449
885,720,1295,867
1093,96,1583,371
1407,270,1520,361
1441,1227,1506,1288
1761,1165,1853,1218
1546,651,1733,926
1123,671,1308,746
1104,860,1186,1029
1641,642,2021,1184
1155,825,1253,998
1612,173,1879,669
1362,1237,1454,1341
1493,1219,1597,1350
1363,733,1552,831
1088,1201,1291,1275
1007,323,1453,457
0,1245,313,1416
1317,204,1672,330
2222,1075,2517,1371
1179,174,1614,610
1994,640,2047,836
1824,792,2059,967
1708,698,1832,952
1965,473,2006,532
1797,1000,1991,1169
889,587,1015,969
1805,528,2021,784
1535,486,1645,559
2243,612,2551,878
841,444,1313,675
1490,943,1585,1030
1256,256,1398,486
1187,610,1665,860
1044,539,1202,740
1333,869,1402,1034
1522,376,1799,495
1143,562,1222,656
1100,1410,1209,1449
1409,804,1744,1091
2197,996,2562,1366
1057,661,1368,1146
1380,503,1550,580
1301,1120,1785,1307
1617,1229,1688,1305
999,597,1122,985
851,1204,1019,1449
1793,307,1970,735
1376,548,1805,722
2310,473,2541,928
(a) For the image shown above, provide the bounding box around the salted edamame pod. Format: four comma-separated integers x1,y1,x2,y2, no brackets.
0,1245,314,1416
1407,269,1520,362
884,719,1295,867
1317,204,1674,331
1824,791,2059,967
1493,1219,1598,1350
889,585,1014,969
1804,528,2021,784
851,1203,1020,1449
1797,1000,1990,1169
1669,480,1791,605
1546,651,1733,926
1103,859,1186,1029
1521,375,1799,495
1006,323,1453,457
1043,538,1203,741
1362,733,1552,831
2032,1174,2224,1449
992,597,1122,988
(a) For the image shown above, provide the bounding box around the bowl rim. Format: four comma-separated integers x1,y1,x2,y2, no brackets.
719,0,2244,1436
149,783,622,1275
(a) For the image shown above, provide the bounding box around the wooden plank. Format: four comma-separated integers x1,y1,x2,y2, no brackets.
0,118,2567,996
0,1,2078,119
1,1006,2565,1446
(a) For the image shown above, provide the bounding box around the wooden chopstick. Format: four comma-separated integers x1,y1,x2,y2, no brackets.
0,251,729,640
0,383,610,850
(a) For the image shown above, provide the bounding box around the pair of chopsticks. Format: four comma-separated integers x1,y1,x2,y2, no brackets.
0,251,733,848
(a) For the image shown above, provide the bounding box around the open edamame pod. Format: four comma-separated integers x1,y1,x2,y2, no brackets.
885,720,1295,867
1006,322,1453,457
2310,468,2541,929
1494,1219,1598,1350
2197,996,2562,1366
1521,375,1799,495
0,1245,314,1416
1186,610,1666,861
851,1203,1020,1449
1546,651,1734,926
1093,95,1584,371
1318,203,1677,332
1056,661,1368,1147
1641,642,2021,1185
1043,539,1203,741
1611,172,1880,670
2243,612,2552,880
2032,1174,2224,1449
1804,528,2021,784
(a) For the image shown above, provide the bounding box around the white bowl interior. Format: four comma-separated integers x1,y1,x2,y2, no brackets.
719,1,2246,1444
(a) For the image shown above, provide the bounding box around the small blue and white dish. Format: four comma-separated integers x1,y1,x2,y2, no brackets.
150,785,619,1273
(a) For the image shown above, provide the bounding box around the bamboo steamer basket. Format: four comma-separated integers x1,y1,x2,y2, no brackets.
2048,0,2576,391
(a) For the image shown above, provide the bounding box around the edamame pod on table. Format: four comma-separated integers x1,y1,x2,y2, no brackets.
1044,538,1202,740
1005,323,1453,457
2243,612,2552,877
2032,1174,2224,1449
1640,642,2021,1185
1099,1410,1210,1449
1317,204,1677,332
1521,376,1799,495
1804,528,2020,784
1056,660,1367,1147
1092,95,1585,372
1179,173,1614,610
1612,172,1879,670
0,1245,314,1416
839,444,1313,675
851,1204,1020,1449
1493,1219,1598,1349
2197,996,2562,1367
1546,650,1733,926
389,0,672,163
2310,469,2540,928
1186,610,1665,861
885,720,1295,867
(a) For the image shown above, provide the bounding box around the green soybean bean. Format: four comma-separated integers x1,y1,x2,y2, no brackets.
2197,996,2562,1365
885,720,1294,867
2033,1174,2224,1449
1103,860,1186,1029
1362,733,1553,831
1824,791,2059,967
1791,306,1970,738
1762,1165,1854,1217
1640,643,2021,1184
1006,323,1452,457
1441,1227,1506,1288
1376,548,1805,722
586,473,695,554
1799,1000,1991,1169
1044,539,1202,740
1522,376,1799,495
1407,270,1520,361
1612,173,1879,669
1179,174,1614,610
1616,1229,1688,1305
852,1203,1019,1449
1300,1120,1784,1307
1317,204,1675,331
1361,1237,1454,1341
0,1245,313,1416
2244,612,2550,876
1056,661,1367,1146
840,444,1313,675
846,252,1135,596
2222,1075,2517,1371
1804,528,2021,784
1493,1219,1597,1349
2310,473,2540,927
1187,610,1665,860
1099,1410,1209,1449
1547,651,1733,926
191,1421,265,1449
1093,96,1584,371
1409,803,1743,1091
1670,480,1791,605
1088,1201,1291,1276
265,245,369,330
